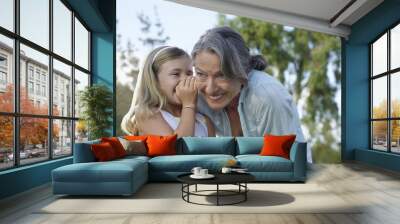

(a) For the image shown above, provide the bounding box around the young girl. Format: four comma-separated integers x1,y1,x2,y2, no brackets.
121,46,215,137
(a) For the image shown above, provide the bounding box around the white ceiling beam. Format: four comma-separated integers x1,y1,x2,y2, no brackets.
330,0,368,27
166,0,351,37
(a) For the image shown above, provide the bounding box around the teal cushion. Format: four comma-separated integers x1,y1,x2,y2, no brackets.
236,155,293,172
236,137,264,155
177,137,235,155
148,154,235,172
73,139,101,163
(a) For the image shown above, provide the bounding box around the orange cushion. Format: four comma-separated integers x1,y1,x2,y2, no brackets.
101,137,127,158
146,135,177,157
259,134,296,159
124,135,148,141
91,142,118,161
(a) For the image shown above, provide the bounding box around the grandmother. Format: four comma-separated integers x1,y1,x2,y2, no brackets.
192,26,306,143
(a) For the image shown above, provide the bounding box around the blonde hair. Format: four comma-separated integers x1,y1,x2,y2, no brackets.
121,46,190,135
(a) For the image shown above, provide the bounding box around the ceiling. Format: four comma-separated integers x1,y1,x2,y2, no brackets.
166,0,384,38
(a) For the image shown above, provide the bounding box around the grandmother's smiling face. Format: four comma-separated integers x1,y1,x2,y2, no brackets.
194,51,242,111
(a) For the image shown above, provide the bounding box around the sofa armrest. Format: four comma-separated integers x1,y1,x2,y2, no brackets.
73,140,100,163
289,142,307,181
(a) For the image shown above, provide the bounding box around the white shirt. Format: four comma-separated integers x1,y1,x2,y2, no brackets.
160,110,208,137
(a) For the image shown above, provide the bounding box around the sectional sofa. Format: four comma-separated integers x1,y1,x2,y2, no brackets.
52,137,307,196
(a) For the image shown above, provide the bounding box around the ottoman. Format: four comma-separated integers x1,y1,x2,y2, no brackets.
52,157,148,196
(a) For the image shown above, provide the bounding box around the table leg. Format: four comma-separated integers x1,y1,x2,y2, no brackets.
195,184,197,192
217,184,219,206
245,183,247,201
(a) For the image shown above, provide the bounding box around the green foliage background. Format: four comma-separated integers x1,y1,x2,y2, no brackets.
79,84,113,140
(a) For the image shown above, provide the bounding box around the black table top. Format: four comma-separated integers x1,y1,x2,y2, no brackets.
177,172,255,185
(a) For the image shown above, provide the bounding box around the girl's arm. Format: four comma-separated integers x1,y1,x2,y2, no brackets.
174,77,197,137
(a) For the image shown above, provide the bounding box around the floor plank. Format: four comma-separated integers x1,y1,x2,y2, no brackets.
1,162,400,224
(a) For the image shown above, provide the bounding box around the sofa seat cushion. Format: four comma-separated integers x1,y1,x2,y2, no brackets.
52,159,147,183
116,155,150,163
236,155,293,172
149,154,235,172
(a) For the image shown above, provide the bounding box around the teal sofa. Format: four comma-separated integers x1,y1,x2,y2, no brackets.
52,137,307,196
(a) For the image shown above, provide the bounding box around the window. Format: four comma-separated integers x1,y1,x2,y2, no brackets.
53,0,72,60
53,59,72,117
0,54,7,67
28,81,34,94
42,85,46,97
36,83,40,95
0,0,91,170
0,0,14,32
0,54,7,87
20,0,49,49
75,18,89,70
35,70,41,81
41,73,46,83
0,71,6,85
370,23,400,154
0,35,13,113
28,67,34,80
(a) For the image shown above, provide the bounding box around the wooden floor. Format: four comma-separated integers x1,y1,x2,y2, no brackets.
1,162,400,224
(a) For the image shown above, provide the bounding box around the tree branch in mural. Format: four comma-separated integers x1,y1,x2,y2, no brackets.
137,6,170,49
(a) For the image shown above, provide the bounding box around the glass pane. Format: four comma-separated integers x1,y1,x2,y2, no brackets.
74,18,89,70
20,44,49,115
372,121,388,151
53,119,72,157
75,120,88,143
372,33,387,76
74,69,89,118
53,59,72,117
53,0,72,60
0,116,13,170
20,0,49,49
391,120,400,153
391,72,400,118
372,77,387,119
391,24,400,70
0,34,14,112
0,0,14,31
20,117,49,165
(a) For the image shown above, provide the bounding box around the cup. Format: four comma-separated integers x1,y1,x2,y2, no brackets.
221,167,232,174
200,169,208,176
191,167,202,176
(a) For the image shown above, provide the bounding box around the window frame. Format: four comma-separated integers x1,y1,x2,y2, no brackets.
370,20,400,154
0,0,92,171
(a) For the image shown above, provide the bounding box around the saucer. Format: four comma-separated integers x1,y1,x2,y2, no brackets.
190,174,215,179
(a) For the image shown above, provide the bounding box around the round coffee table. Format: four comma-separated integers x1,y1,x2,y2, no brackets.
177,172,255,206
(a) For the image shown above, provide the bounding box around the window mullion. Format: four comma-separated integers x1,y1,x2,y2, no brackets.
71,10,76,154
388,30,391,152
13,0,20,167
49,0,54,160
